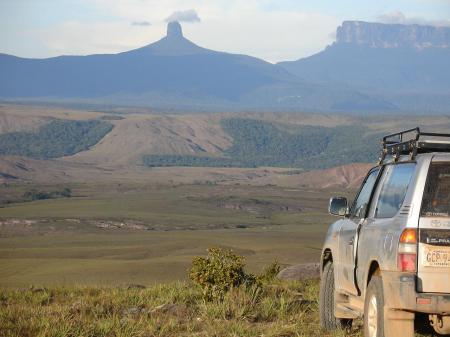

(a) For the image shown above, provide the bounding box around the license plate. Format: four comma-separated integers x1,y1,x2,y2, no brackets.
423,246,450,267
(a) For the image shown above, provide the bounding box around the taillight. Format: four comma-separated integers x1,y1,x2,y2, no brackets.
400,228,417,244
398,228,417,272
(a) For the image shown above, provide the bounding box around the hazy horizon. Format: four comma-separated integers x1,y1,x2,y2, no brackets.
1,0,450,63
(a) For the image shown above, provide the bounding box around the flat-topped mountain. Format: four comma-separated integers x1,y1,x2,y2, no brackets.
278,21,450,112
336,20,450,49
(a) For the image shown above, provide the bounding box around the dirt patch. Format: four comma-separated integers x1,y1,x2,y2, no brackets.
208,196,301,215
0,217,266,237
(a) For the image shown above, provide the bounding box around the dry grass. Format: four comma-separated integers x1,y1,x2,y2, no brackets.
0,280,437,337
0,279,362,337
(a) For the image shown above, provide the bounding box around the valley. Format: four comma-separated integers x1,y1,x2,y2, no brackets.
0,103,448,288
1,103,450,171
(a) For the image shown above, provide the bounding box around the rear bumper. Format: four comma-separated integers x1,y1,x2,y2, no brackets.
383,271,450,315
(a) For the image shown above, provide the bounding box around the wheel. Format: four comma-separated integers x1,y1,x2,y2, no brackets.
364,275,384,337
319,261,352,330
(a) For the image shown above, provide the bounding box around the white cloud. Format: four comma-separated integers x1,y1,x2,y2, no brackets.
377,10,450,26
131,21,151,26
166,9,200,23
377,11,406,24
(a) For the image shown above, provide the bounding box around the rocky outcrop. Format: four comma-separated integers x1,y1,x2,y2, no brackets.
167,21,183,39
277,263,320,280
336,21,450,49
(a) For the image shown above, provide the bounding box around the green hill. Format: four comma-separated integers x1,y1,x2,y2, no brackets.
143,118,381,169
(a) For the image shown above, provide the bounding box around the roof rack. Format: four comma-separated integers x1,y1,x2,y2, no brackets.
379,127,450,163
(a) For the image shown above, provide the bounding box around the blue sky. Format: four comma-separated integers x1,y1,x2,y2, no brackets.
1,0,449,62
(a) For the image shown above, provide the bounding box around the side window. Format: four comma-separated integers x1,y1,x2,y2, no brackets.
375,163,416,218
351,168,380,219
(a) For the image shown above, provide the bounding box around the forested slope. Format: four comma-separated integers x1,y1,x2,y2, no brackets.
0,119,113,159
143,118,381,169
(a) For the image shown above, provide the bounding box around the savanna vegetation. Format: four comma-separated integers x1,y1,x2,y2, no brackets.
0,248,356,337
0,119,113,159
142,119,381,169
0,186,72,205
0,248,434,337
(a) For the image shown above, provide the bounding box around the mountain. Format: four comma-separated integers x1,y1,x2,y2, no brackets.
278,21,450,112
0,22,287,103
0,21,395,112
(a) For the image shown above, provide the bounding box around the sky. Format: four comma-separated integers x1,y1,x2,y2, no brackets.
1,0,449,63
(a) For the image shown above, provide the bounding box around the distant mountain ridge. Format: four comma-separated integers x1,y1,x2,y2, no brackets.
0,22,293,104
1,20,449,113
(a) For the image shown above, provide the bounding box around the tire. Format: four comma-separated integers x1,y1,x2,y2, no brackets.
319,261,352,330
363,275,385,337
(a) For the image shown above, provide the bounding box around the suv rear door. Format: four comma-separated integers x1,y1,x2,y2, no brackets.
418,159,450,293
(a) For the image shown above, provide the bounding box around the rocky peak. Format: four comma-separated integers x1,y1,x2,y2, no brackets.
167,21,183,39
336,21,450,49
134,20,207,56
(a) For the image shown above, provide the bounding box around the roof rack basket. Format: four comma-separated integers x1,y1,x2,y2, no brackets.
380,127,450,163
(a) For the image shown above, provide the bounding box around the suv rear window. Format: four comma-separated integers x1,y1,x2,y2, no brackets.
421,162,450,217
375,163,415,218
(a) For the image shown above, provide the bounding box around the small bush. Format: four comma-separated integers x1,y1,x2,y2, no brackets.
23,188,71,201
189,247,256,300
258,260,281,283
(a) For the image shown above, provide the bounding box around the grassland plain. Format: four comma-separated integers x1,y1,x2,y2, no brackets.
0,184,435,336
0,183,352,287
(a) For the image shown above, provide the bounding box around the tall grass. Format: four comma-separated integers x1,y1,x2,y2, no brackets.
0,280,358,337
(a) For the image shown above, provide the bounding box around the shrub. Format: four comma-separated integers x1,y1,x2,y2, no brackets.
23,187,72,201
258,260,281,283
189,247,256,300
60,187,72,198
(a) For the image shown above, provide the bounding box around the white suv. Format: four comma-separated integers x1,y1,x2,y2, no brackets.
319,128,450,337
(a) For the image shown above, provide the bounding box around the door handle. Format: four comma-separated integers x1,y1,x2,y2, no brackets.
348,237,354,245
